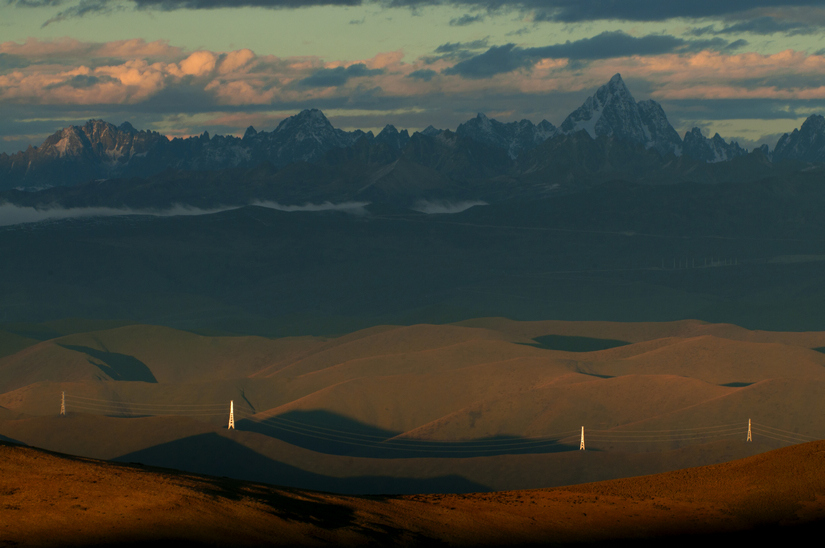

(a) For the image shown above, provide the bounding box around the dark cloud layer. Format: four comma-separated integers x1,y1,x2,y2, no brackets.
41,0,122,26
442,32,738,79
449,13,484,26
44,74,116,89
298,63,385,87
407,69,437,80
441,44,531,78
8,0,66,6
0,53,31,71
520,0,825,23
434,39,489,54
133,0,362,7
690,16,819,36
15,0,825,24
663,98,822,121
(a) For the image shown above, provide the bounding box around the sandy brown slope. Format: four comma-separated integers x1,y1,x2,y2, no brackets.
1,440,825,547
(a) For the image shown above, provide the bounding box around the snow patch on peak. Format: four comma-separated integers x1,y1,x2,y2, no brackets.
456,113,558,159
683,127,747,163
54,136,72,157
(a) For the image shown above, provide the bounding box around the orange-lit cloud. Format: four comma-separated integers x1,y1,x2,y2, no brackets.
4,38,825,108
0,38,182,63
177,51,219,77
219,49,256,74
3,37,825,154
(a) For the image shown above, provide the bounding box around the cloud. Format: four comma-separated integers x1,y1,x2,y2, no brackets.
690,16,819,36
35,0,366,22
520,1,825,23
724,39,749,50
425,39,491,64
44,74,116,89
0,63,161,105
218,49,256,74
41,0,121,27
434,39,489,54
298,63,385,87
0,53,30,72
178,50,218,76
407,69,437,81
442,32,729,78
133,0,362,7
506,27,531,36
664,99,811,121
0,38,183,65
449,13,484,26
442,44,532,78
19,0,825,24
8,0,67,6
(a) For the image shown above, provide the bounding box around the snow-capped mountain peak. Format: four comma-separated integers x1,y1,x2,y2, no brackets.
561,73,681,157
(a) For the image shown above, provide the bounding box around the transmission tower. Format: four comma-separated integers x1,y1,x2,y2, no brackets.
60,391,65,416
747,418,752,442
228,400,235,430
579,426,585,450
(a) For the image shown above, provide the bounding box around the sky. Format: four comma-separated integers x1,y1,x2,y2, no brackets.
2,1,825,154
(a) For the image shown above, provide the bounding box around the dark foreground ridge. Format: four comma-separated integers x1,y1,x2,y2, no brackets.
1,440,824,547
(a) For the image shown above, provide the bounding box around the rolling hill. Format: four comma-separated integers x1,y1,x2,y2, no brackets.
0,319,821,494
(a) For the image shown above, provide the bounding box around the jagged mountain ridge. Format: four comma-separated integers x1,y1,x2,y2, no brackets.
3,127,808,212
773,115,825,163
0,109,368,189
682,128,748,163
1,74,823,192
456,113,558,159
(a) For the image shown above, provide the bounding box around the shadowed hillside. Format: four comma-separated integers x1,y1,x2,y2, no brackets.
6,178,825,335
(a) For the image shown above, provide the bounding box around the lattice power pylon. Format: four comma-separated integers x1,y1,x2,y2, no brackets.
747,418,752,442
579,426,585,450
60,391,65,416
228,400,235,430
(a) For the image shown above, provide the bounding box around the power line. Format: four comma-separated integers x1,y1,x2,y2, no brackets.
59,393,821,452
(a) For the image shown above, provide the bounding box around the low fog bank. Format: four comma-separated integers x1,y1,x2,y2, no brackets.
410,200,487,214
0,203,236,226
0,199,485,226
0,201,372,226
251,200,370,214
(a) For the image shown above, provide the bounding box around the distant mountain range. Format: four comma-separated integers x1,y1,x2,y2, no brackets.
1,74,824,203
